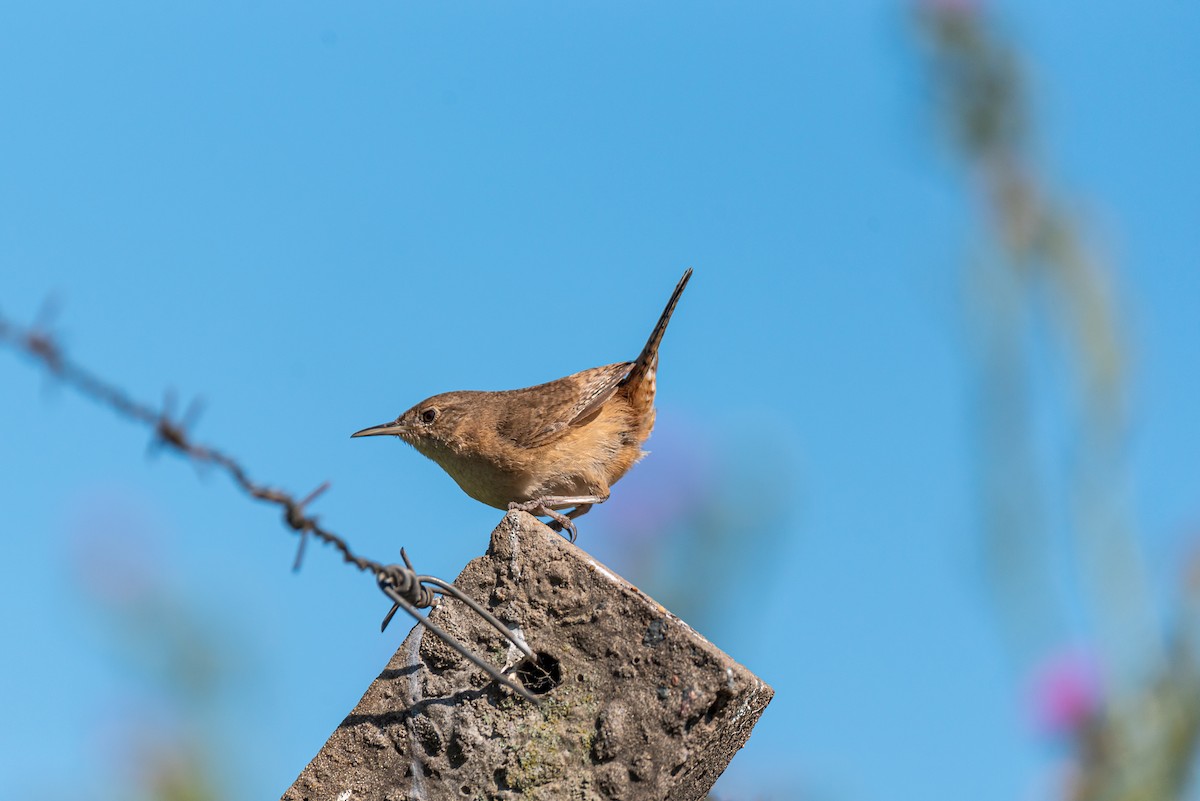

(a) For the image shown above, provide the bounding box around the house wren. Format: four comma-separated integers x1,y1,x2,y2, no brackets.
351,269,693,541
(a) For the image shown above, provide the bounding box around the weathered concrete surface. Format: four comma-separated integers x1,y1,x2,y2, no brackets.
282,511,773,801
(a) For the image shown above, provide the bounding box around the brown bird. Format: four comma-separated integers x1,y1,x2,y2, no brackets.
351,269,693,541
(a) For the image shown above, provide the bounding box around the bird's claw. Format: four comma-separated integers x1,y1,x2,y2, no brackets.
508,500,578,543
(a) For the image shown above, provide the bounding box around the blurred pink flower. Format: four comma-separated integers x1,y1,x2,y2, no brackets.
1029,649,1102,736
597,410,717,544
67,488,165,607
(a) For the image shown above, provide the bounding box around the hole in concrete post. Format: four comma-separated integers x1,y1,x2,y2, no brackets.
515,652,563,695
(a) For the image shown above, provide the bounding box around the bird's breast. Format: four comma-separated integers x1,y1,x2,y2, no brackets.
418,445,527,510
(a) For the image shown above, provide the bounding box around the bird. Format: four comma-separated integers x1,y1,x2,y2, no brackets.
351,269,693,541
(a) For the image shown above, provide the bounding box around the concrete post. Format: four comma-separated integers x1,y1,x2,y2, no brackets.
283,511,773,801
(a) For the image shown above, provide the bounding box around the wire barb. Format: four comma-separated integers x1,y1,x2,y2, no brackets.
0,306,538,701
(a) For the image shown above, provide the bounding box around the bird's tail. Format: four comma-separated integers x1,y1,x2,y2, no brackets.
622,268,692,393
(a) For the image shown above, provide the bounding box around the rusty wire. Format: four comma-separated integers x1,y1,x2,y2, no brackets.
0,309,536,702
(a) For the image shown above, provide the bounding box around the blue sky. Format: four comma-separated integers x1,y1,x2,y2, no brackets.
2,2,1198,799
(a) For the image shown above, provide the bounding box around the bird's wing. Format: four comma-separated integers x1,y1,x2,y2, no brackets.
498,362,632,449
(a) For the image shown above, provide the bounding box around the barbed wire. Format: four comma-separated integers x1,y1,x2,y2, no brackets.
0,307,537,702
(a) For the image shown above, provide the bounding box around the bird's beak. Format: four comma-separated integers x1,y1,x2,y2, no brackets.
351,420,407,438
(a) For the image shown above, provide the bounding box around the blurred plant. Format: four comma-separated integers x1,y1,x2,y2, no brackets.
70,493,228,801
590,410,796,640
1048,640,1200,801
916,2,1200,799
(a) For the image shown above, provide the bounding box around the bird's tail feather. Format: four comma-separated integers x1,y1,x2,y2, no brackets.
622,268,692,393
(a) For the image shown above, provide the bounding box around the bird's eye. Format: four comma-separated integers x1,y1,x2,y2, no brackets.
420,408,438,424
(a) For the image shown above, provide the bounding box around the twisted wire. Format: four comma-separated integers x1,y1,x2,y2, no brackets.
0,309,536,701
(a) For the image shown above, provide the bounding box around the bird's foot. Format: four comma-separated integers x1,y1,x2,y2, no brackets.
507,496,607,543
508,499,579,542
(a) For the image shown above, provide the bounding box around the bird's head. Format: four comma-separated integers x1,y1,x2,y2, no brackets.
351,391,479,459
